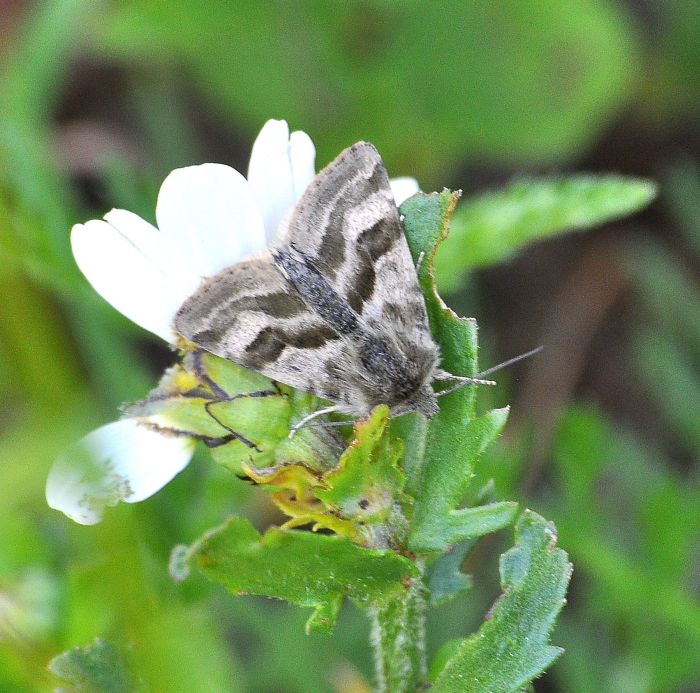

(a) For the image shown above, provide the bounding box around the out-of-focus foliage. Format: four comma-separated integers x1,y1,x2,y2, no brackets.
49,638,141,693
436,176,657,291
0,1,698,691
474,163,700,693
549,406,700,693
95,0,639,178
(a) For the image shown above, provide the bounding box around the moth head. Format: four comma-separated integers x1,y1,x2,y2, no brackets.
393,384,439,419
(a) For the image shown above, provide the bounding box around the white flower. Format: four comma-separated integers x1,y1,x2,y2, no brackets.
389,177,420,207
46,420,195,525
50,120,419,524
71,121,311,343
71,119,419,343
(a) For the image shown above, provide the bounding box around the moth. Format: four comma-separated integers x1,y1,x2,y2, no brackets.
174,142,493,430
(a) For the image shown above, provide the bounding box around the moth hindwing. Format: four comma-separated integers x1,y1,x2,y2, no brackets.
175,142,441,418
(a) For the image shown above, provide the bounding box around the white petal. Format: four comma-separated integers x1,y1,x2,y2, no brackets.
390,177,420,206
72,219,195,343
156,164,267,278
289,130,316,199
103,209,202,300
247,119,298,241
46,420,195,525
102,210,196,289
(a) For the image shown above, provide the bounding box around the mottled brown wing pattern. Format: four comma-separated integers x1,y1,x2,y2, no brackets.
174,255,350,400
175,142,438,417
278,142,430,337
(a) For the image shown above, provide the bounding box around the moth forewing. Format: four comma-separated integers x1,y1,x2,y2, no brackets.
174,141,441,420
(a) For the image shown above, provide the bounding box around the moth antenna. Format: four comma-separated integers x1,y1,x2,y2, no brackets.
434,346,543,398
474,345,544,378
434,372,496,386
288,405,342,438
436,378,495,398
434,346,543,383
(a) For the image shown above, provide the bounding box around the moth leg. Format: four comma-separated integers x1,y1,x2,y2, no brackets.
434,370,497,387
415,250,425,273
288,405,342,438
304,419,355,429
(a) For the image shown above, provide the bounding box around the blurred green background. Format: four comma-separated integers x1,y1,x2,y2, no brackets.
1,1,698,691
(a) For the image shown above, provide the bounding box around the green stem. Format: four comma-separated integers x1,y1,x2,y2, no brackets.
369,563,428,693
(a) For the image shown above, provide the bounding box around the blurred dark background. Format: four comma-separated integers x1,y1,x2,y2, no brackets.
0,1,698,691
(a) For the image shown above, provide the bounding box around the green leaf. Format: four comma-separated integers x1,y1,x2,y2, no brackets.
192,517,419,634
426,538,475,607
426,482,507,606
429,639,462,683
208,396,291,455
317,405,405,526
48,638,142,693
398,192,518,551
411,193,481,408
431,511,572,692
189,350,281,397
396,190,479,495
239,406,406,540
436,175,657,291
269,388,346,472
128,352,294,471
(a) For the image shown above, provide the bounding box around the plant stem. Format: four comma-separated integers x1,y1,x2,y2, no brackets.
369,562,428,693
